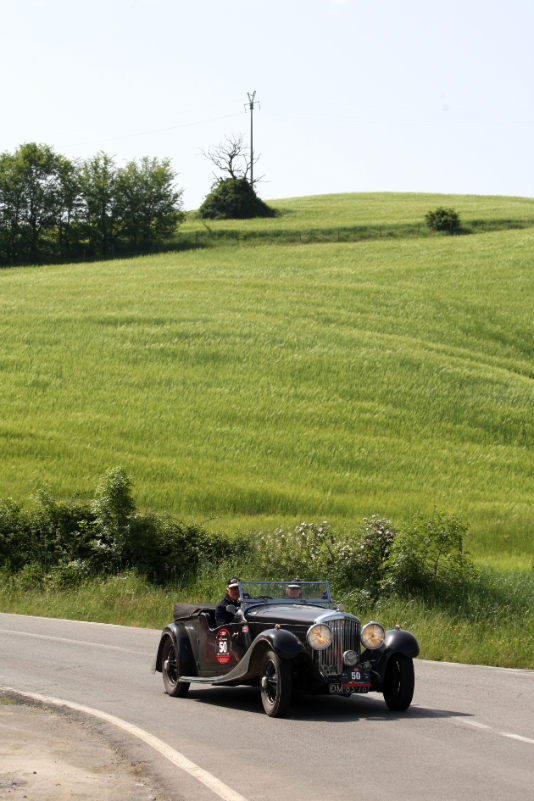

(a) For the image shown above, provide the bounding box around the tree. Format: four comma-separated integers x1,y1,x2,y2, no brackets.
0,144,185,265
54,155,83,260
115,157,184,249
204,134,260,184
79,152,118,256
0,143,66,264
199,177,275,220
0,150,25,265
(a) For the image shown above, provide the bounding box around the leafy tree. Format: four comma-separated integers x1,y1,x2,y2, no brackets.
115,156,184,249
54,155,83,260
0,144,185,265
0,143,66,264
425,207,461,233
199,177,275,220
0,150,25,264
79,152,118,256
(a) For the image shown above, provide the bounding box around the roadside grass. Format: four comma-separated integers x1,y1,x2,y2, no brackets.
1,568,531,669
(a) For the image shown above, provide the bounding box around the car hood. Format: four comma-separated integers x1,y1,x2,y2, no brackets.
245,603,334,626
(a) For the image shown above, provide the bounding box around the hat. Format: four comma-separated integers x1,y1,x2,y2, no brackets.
287,579,302,589
227,577,240,588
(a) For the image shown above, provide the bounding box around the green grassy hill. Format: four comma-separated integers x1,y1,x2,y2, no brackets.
1,193,533,569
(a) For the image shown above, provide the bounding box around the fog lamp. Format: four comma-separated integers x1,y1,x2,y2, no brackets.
343,650,359,666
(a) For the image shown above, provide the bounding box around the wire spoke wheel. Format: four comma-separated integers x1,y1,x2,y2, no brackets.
161,636,190,698
260,649,292,717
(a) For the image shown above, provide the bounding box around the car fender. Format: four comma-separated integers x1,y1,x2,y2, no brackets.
384,628,419,658
153,623,196,675
254,627,307,661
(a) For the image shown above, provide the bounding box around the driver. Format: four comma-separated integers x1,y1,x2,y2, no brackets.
285,579,303,599
215,577,241,626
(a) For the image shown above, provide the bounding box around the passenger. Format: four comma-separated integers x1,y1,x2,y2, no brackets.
285,579,303,599
215,578,241,626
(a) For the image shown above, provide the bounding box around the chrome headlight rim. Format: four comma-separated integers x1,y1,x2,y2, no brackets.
307,623,333,651
361,621,386,650
343,649,359,666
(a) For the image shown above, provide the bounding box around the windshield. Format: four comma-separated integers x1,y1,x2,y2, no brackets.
238,580,331,608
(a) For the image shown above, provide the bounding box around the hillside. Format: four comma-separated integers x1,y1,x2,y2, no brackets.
1,193,533,568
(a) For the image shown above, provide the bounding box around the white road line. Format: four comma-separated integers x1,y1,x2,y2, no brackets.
501,732,534,745
2,687,250,801
0,628,145,655
447,715,533,745
461,720,491,730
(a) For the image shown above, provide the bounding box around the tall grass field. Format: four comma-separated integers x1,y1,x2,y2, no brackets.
1,191,533,667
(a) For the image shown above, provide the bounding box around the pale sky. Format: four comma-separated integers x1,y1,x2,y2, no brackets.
3,0,533,209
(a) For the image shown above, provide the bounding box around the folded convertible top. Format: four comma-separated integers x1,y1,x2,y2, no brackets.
173,602,217,621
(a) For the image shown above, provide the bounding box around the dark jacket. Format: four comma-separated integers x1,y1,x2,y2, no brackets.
215,594,238,626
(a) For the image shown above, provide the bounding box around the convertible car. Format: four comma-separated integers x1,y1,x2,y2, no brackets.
154,579,419,717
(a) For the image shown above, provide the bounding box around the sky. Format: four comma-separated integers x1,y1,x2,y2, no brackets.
2,0,533,210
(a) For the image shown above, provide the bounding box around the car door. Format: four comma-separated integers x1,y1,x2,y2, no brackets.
197,615,248,676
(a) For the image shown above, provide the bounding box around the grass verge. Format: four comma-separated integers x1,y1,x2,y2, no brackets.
1,566,531,669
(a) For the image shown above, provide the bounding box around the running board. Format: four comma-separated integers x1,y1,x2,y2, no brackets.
180,673,246,686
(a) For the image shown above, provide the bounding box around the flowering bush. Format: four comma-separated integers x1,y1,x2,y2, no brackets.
255,521,338,580
254,516,397,597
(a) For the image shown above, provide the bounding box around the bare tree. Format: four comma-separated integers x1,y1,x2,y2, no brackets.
204,134,261,185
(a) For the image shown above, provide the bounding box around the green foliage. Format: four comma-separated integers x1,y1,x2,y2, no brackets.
115,156,184,249
382,511,476,599
0,468,250,586
0,143,184,265
254,521,339,580
425,206,461,233
199,178,275,220
255,517,396,598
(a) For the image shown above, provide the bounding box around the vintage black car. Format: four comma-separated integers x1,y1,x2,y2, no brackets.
154,580,419,717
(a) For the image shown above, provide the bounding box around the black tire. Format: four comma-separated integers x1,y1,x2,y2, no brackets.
259,649,292,717
383,654,414,711
161,636,190,698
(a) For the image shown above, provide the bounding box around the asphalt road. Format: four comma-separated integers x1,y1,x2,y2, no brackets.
0,612,532,801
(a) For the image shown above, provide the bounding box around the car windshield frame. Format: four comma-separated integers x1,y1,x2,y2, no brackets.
237,580,332,609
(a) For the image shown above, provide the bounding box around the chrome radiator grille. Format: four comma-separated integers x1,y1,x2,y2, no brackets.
315,618,360,677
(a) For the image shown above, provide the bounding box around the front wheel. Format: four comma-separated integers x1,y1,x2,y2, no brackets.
161,636,190,698
260,649,292,717
383,654,414,711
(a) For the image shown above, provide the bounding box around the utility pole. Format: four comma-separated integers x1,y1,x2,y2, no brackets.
245,91,259,185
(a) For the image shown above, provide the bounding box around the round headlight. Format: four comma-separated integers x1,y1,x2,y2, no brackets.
361,622,385,650
307,623,333,650
343,649,359,666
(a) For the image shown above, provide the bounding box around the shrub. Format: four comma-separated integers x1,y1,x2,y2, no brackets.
90,467,135,568
425,207,461,233
254,521,339,580
382,510,476,600
253,517,397,598
199,178,275,220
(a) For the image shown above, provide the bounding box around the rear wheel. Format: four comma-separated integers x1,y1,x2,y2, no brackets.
260,649,292,717
161,636,190,698
383,654,414,711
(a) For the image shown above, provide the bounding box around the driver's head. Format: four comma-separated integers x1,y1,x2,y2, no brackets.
286,579,302,598
226,578,240,601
